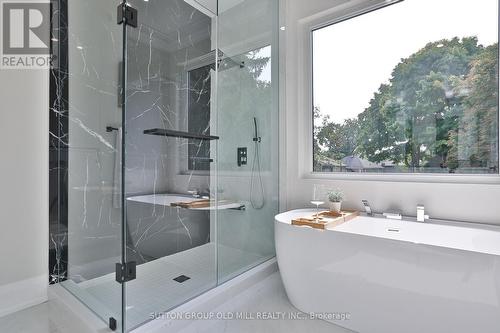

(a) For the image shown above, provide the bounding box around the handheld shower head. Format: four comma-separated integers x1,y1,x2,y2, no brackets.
250,117,264,209
253,117,261,143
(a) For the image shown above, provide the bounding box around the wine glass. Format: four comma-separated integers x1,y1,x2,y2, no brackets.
311,184,327,221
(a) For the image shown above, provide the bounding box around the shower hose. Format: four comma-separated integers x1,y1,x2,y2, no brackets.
250,133,265,210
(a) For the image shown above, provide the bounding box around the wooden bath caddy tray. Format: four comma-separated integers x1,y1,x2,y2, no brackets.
171,199,212,209
170,199,237,209
291,210,359,230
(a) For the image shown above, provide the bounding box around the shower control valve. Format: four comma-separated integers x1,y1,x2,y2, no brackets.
237,147,248,166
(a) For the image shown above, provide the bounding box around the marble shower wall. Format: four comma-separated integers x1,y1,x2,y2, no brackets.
124,0,215,263
126,0,215,196
62,0,218,280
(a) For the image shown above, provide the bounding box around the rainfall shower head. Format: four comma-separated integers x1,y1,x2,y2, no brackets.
179,48,244,71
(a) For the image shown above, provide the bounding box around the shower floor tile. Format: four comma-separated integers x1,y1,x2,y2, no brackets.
64,243,265,330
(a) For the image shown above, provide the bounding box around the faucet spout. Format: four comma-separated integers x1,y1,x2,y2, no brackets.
362,200,373,216
417,205,429,222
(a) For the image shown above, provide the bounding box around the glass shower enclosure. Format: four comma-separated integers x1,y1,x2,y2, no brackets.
50,0,279,331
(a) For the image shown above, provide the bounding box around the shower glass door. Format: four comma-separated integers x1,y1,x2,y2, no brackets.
58,0,125,331
123,0,218,330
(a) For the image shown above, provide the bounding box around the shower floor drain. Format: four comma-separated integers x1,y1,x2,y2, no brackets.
173,275,191,283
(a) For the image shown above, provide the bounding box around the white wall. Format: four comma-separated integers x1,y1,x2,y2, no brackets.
0,68,49,315
281,0,500,225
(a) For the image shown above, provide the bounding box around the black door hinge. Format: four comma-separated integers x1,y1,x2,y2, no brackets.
117,3,138,28
115,261,136,283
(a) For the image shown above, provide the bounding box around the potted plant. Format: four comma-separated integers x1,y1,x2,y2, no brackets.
327,189,344,213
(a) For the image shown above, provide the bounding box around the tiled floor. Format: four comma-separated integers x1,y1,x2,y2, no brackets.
176,272,354,333
62,243,266,330
0,302,64,333
0,271,353,333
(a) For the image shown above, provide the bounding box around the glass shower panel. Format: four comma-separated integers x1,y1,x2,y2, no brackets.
123,0,218,330
217,0,280,282
59,0,124,331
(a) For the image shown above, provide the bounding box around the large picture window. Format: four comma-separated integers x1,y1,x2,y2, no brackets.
312,0,499,174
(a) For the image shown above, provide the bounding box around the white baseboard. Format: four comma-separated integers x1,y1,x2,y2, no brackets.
0,275,48,318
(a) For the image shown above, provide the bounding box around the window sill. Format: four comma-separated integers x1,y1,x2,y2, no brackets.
303,172,500,185
178,170,211,177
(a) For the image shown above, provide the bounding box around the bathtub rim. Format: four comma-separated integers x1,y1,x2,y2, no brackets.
275,208,500,256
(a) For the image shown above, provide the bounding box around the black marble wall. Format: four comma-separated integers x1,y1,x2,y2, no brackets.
49,0,68,284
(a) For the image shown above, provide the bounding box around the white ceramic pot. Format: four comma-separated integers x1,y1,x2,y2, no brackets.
330,201,342,213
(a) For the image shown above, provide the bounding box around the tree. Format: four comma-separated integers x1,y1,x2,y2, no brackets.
450,43,499,170
357,84,406,163
315,115,359,160
384,37,482,169
313,37,498,173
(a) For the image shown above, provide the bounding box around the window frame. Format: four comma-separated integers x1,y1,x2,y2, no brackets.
299,0,500,184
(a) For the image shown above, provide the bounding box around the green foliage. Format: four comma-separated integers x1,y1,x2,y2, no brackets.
327,189,344,202
314,37,499,173
316,114,359,160
451,44,499,169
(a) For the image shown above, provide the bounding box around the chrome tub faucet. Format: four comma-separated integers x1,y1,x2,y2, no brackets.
362,200,373,216
417,205,429,222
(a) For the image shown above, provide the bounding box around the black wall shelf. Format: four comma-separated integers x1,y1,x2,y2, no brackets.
143,128,219,141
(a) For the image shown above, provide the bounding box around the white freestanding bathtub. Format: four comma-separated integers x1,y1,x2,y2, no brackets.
275,209,500,333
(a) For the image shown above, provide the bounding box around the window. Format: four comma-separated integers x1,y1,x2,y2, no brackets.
188,64,212,171
312,0,499,174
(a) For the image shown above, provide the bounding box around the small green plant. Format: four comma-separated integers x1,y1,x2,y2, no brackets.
327,189,344,203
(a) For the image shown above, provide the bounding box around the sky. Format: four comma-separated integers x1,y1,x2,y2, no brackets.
313,0,499,125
